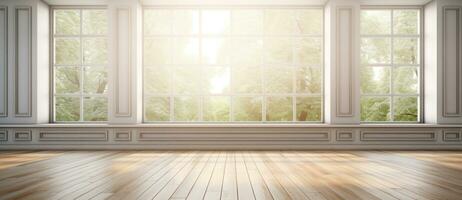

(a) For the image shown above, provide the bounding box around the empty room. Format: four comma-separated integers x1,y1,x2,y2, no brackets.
0,0,462,199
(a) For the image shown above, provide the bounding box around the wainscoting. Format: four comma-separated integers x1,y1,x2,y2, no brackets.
0,151,461,199
0,125,461,149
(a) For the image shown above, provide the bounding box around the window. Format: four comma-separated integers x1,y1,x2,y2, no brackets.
143,8,323,122
52,8,108,122
360,8,421,122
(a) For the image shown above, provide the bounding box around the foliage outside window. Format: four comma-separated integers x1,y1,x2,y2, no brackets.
360,9,421,122
53,8,108,122
143,8,323,122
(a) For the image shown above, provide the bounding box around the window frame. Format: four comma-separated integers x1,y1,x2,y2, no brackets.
141,5,325,124
359,6,425,123
49,5,109,123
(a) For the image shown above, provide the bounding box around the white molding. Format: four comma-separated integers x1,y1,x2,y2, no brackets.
0,7,7,118
39,130,109,141
13,6,32,117
13,129,32,141
336,130,354,141
0,130,7,141
443,130,461,141
360,130,436,141
114,129,132,141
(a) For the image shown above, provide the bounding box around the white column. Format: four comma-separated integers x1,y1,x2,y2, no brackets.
107,0,142,124
425,0,462,124
324,0,360,124
0,0,49,124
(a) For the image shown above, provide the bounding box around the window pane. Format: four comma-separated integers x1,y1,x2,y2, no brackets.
296,97,322,121
361,96,391,121
231,38,262,65
295,9,323,35
173,38,199,64
294,37,322,65
202,38,230,65
266,96,293,121
202,10,230,34
203,67,230,94
144,67,170,94
393,67,419,94
361,38,391,64
232,66,262,94
83,38,108,65
233,96,262,121
232,10,262,35
393,10,419,35
393,96,418,121
145,96,170,121
264,38,292,64
173,10,199,34
360,10,391,35
54,10,80,35
296,67,321,94
144,38,172,65
203,96,230,121
174,96,200,121
360,67,390,94
55,96,80,121
264,9,294,34
55,38,80,65
82,10,107,35
173,67,201,94
83,96,107,121
83,67,107,94
393,38,419,64
144,9,172,35
264,67,293,94
55,67,80,94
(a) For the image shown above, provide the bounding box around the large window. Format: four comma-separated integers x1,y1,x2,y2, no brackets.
360,8,421,122
52,8,108,122
143,8,323,122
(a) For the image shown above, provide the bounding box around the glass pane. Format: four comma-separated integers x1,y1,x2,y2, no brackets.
232,10,263,34
203,67,230,94
83,38,108,65
54,10,80,35
361,96,391,121
394,96,418,121
233,96,262,121
173,38,199,64
266,96,293,121
173,67,201,94
202,10,230,34
296,67,322,94
393,67,419,94
173,10,199,35
202,38,230,65
393,38,419,64
145,96,170,121
361,38,391,64
55,38,80,65
393,10,419,35
203,96,230,121
360,10,391,35
265,67,293,94
232,66,262,94
264,38,292,64
231,38,262,65
360,67,390,94
144,67,170,94
55,67,80,94
174,96,200,121
82,10,107,35
83,67,107,94
294,37,322,65
144,9,172,35
296,97,322,121
55,96,80,121
294,9,323,35
83,96,107,121
264,9,294,34
144,38,172,65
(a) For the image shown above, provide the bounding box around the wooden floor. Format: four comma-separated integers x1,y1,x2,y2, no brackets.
0,151,462,200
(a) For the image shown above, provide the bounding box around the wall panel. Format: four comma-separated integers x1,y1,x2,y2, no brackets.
114,8,132,117
0,7,7,117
